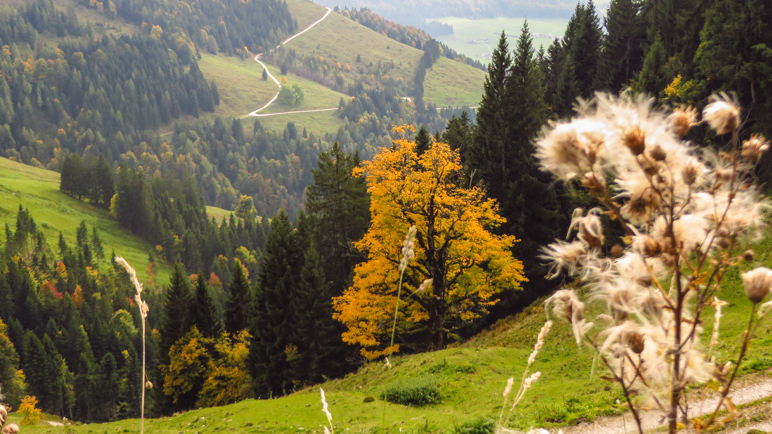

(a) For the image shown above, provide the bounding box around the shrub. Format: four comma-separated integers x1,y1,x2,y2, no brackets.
454,416,494,434
380,376,440,406
19,395,41,425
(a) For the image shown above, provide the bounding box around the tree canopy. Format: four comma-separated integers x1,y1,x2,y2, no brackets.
334,137,525,358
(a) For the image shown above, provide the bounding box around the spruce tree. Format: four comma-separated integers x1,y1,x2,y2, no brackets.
466,30,512,189
290,242,343,384
506,23,566,295
305,143,370,297
553,2,602,116
192,273,223,338
158,263,192,366
225,261,251,335
248,211,303,398
414,124,431,155
597,0,646,91
442,112,473,163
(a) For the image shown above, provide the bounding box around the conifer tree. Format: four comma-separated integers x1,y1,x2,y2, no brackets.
597,0,646,91
441,112,473,164
414,124,431,155
467,24,565,296
553,2,602,116
504,22,565,293
191,273,222,338
467,31,512,180
248,211,302,398
290,243,343,384
159,263,192,366
225,261,251,335
305,143,370,297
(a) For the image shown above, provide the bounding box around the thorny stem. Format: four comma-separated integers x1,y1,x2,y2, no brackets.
592,342,644,434
704,303,759,429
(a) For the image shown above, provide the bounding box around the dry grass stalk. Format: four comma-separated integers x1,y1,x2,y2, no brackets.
115,257,149,434
536,93,772,433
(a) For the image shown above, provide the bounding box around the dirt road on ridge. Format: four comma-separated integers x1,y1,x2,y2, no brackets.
247,7,334,117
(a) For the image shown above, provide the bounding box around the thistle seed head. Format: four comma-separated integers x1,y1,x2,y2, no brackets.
741,134,770,162
742,267,772,304
624,331,645,354
704,95,740,135
648,144,667,162
623,126,646,156
670,105,698,137
2,424,19,434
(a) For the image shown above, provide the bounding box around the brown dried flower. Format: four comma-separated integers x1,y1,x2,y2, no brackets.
741,134,770,162
623,126,646,156
704,95,740,135
741,267,772,304
670,105,698,137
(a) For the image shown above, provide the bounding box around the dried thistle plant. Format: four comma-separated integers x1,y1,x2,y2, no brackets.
0,401,19,434
536,93,771,433
115,257,149,434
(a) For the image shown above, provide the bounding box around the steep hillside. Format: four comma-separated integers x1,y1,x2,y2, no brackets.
0,157,172,283
17,224,772,433
424,56,485,107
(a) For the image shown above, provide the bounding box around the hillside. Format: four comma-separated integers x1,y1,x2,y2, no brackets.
15,223,772,433
0,157,173,283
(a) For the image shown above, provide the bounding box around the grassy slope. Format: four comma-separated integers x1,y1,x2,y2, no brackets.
17,227,772,433
424,56,485,107
197,53,279,118
0,157,171,283
283,4,485,109
284,7,423,89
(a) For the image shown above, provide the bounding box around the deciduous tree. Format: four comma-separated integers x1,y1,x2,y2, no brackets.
334,138,525,358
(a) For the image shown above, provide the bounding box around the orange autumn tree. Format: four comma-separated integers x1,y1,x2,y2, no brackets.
333,138,525,358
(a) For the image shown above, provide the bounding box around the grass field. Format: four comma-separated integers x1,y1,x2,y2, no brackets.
285,10,424,89
432,16,568,61
198,53,281,118
0,157,171,283
14,224,772,433
285,0,330,30
197,50,348,135
424,56,485,108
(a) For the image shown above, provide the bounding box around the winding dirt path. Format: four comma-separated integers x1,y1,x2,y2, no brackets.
562,376,772,433
247,7,334,117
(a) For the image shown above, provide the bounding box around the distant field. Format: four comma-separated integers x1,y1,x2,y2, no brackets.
0,157,171,283
432,16,568,61
424,56,485,107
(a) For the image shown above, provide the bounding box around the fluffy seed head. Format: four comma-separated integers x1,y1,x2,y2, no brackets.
623,126,646,156
648,144,667,162
2,424,19,434
741,267,772,304
741,134,770,162
669,105,698,137
681,158,702,186
703,95,740,135
624,331,645,354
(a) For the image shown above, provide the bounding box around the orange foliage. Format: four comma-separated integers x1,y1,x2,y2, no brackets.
333,139,525,358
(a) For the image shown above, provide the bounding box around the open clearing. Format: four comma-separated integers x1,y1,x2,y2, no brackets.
432,16,568,61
